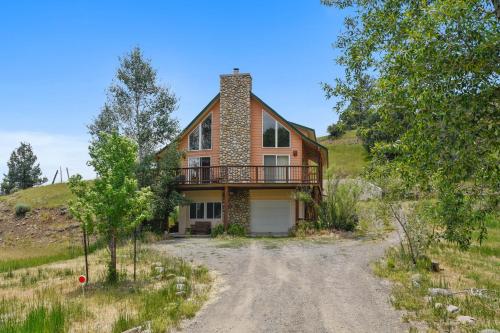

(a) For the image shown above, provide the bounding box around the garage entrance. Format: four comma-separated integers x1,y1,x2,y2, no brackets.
250,200,292,234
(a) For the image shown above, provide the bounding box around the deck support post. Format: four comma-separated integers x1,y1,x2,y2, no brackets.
223,186,229,231
295,198,299,225
318,149,323,193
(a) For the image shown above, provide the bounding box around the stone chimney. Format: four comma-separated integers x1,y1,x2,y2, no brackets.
219,69,252,166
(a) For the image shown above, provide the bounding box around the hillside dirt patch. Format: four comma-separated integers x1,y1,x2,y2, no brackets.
0,201,80,248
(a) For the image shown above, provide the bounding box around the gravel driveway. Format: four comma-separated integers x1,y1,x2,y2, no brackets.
153,235,407,333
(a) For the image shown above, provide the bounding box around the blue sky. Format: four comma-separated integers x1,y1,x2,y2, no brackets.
0,0,347,179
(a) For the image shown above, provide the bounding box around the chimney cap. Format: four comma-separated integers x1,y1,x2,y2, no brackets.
233,68,239,74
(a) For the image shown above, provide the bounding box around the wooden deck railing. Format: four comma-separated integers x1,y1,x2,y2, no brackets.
174,165,320,185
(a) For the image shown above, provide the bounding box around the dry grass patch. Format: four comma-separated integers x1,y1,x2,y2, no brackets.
374,214,499,332
0,244,212,332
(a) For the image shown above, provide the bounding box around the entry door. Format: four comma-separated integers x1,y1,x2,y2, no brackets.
264,155,289,182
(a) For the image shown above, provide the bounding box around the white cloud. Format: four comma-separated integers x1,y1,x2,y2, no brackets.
0,131,95,183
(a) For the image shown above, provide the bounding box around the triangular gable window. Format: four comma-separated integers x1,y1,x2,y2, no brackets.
262,111,290,147
189,114,212,150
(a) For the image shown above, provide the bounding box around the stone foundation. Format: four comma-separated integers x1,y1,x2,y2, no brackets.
228,188,250,230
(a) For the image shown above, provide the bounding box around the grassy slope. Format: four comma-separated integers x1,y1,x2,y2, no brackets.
0,183,73,208
319,130,369,177
0,184,77,269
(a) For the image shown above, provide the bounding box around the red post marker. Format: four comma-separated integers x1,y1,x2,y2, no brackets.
79,275,86,284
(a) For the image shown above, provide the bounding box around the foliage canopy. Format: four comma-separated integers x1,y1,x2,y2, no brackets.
323,0,499,248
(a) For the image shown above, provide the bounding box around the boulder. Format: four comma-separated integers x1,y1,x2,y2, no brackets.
411,274,421,287
330,179,382,201
456,316,475,324
176,276,187,283
446,305,459,313
428,288,453,296
479,330,500,333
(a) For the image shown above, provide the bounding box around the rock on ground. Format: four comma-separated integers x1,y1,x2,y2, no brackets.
456,316,475,324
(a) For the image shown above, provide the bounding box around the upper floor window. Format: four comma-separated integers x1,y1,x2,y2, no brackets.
189,114,212,150
263,111,290,147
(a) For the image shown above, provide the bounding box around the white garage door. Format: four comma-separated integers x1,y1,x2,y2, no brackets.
250,200,292,234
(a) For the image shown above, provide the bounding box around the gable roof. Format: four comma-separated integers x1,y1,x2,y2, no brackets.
156,93,219,158
251,93,328,159
289,122,317,141
157,92,328,165
178,93,220,139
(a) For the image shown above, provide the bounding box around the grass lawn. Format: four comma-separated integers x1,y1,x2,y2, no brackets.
0,244,212,333
0,183,73,209
319,130,369,177
374,213,499,332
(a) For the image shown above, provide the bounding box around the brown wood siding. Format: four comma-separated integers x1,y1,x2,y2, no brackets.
250,97,303,166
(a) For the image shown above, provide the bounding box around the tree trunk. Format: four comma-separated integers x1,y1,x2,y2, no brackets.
108,229,117,283
492,0,500,20
133,227,137,282
82,227,89,284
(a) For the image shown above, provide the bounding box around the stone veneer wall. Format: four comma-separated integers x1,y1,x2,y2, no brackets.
228,189,250,229
219,72,252,166
219,71,252,231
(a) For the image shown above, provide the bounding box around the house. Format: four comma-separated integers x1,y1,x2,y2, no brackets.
164,69,327,235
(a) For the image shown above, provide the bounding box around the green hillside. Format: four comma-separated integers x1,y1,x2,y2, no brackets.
0,130,369,209
0,183,73,208
319,130,369,177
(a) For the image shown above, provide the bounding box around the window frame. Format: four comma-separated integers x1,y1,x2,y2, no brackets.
188,113,213,151
263,154,290,182
189,201,223,220
188,156,211,167
206,202,222,219
262,110,291,148
262,154,290,166
189,202,205,219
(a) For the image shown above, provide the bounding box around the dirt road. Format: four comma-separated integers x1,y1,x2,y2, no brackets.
154,236,406,333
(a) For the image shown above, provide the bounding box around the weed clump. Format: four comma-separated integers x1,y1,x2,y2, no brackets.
14,203,31,217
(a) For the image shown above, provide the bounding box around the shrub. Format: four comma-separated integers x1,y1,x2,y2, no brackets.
387,201,436,265
291,220,317,237
168,207,179,230
211,224,225,238
318,178,360,231
227,223,246,237
327,123,345,139
15,203,31,217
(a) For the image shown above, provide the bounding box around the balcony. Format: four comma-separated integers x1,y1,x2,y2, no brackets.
174,165,321,187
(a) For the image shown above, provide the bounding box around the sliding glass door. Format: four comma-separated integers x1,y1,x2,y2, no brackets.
188,157,211,183
264,155,289,182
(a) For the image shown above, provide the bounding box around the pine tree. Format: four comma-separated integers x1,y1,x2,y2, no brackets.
1,142,47,194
